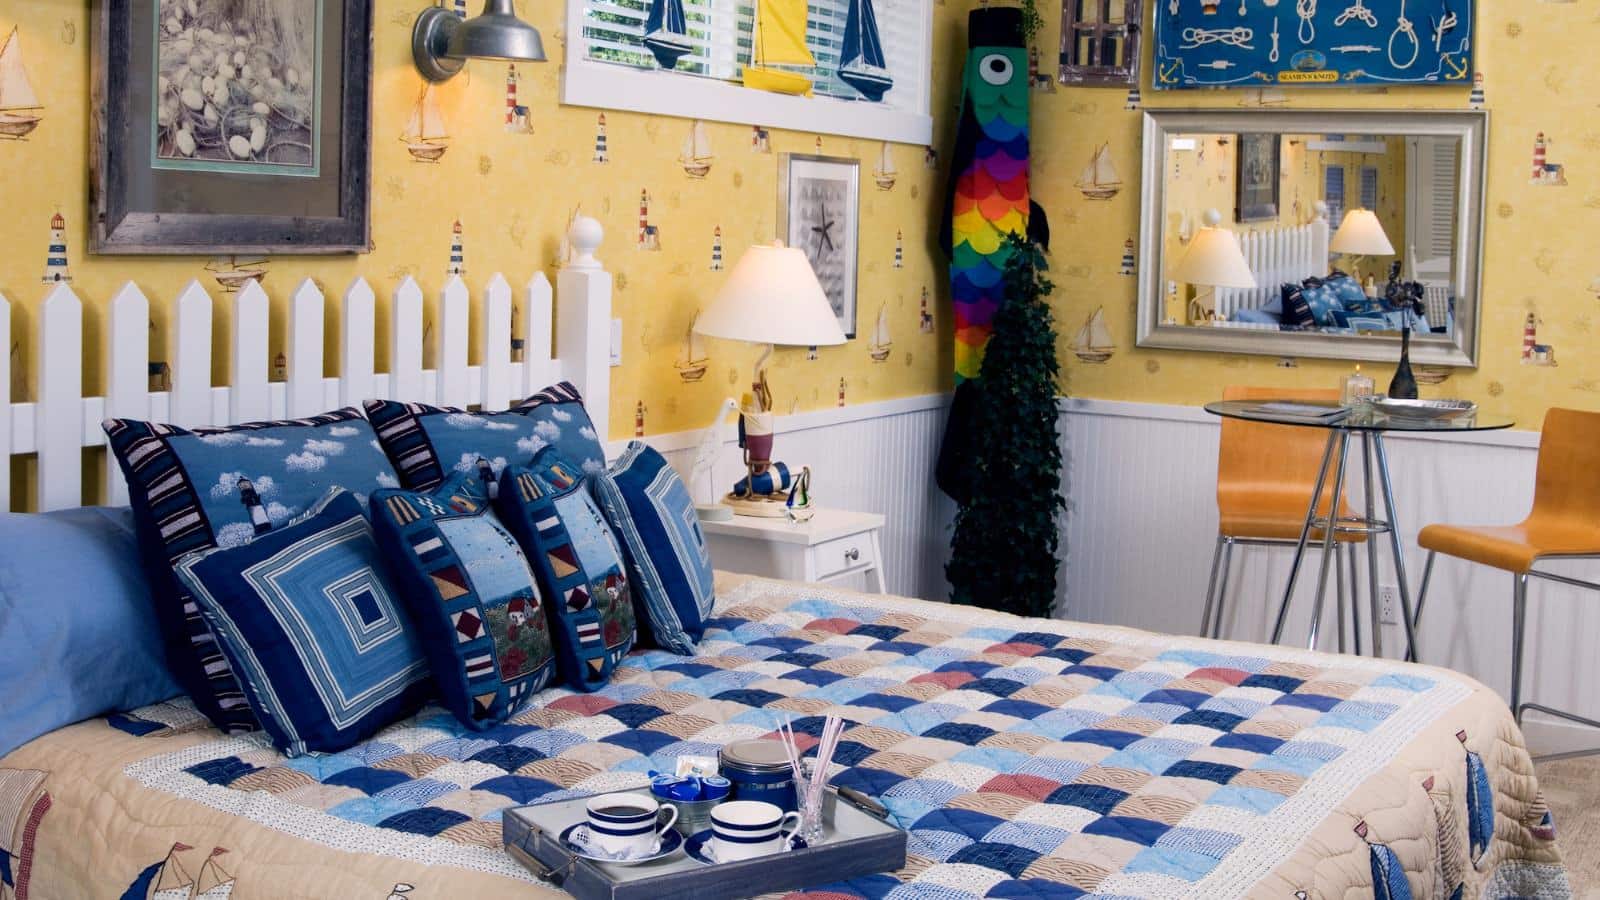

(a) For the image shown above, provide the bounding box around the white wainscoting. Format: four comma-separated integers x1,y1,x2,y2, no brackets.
1058,397,1600,736
607,393,956,601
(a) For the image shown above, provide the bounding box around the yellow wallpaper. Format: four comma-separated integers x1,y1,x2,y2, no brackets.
1032,1,1597,430
0,0,967,441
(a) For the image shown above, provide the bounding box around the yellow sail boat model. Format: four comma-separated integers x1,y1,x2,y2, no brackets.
743,0,815,96
400,84,449,163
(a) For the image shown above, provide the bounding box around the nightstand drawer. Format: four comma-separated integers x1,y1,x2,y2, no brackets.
811,532,877,580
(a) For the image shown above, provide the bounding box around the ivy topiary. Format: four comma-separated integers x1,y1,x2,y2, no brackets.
945,232,1064,618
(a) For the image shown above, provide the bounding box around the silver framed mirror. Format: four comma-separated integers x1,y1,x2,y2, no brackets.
1136,109,1488,368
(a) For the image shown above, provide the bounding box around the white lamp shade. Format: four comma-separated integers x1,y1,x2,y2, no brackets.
1329,208,1395,256
695,242,847,347
1174,225,1257,289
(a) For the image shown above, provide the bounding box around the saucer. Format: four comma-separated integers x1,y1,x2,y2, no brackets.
685,830,808,866
559,823,684,866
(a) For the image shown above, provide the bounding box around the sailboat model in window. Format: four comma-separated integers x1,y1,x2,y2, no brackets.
0,27,44,140
643,0,692,69
743,0,815,96
1071,307,1115,363
400,84,449,163
838,0,893,101
1076,143,1122,200
679,119,714,177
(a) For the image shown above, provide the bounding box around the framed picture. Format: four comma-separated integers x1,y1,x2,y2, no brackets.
1235,133,1280,223
92,0,373,254
779,154,860,339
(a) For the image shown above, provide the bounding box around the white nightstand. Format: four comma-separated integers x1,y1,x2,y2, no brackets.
700,508,888,594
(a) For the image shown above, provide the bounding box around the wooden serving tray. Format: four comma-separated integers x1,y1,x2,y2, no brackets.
502,792,907,900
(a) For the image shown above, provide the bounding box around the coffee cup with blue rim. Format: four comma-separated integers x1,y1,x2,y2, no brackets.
709,800,801,862
584,792,678,858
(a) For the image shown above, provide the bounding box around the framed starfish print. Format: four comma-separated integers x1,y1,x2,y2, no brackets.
779,154,860,338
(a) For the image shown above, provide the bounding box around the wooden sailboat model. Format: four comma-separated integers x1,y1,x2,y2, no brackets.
400,85,449,163
205,256,267,292
675,313,709,381
679,120,714,178
643,0,692,69
0,27,43,140
1076,144,1122,200
838,0,892,101
743,0,815,96
1071,307,1115,363
868,305,892,362
872,142,897,190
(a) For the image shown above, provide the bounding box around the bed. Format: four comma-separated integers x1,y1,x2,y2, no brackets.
0,573,1567,899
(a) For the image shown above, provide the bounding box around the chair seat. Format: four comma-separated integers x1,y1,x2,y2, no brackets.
1419,519,1600,574
1219,486,1367,543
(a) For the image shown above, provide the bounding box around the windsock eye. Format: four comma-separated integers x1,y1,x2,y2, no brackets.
979,53,1014,86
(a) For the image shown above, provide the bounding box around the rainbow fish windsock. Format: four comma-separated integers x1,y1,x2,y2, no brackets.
939,6,1050,384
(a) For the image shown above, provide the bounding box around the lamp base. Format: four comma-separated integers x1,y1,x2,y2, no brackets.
724,491,790,518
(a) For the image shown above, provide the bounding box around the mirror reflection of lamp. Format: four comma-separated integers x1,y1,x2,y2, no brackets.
1329,208,1395,285
1173,209,1256,325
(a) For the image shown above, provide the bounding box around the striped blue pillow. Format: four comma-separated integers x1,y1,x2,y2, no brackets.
592,442,715,655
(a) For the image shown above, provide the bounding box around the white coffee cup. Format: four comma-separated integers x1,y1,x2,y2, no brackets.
584,792,677,858
709,800,801,862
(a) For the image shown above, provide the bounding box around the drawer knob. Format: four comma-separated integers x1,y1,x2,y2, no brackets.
845,547,860,562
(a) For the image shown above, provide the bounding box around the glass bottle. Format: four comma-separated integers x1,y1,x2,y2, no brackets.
1389,327,1418,400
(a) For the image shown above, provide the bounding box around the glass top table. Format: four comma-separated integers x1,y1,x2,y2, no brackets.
1202,399,1514,663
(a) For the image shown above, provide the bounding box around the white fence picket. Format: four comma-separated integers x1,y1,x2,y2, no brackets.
438,276,469,408
171,280,214,429
37,283,82,511
482,274,512,411
525,273,554,396
231,280,271,424
0,291,10,510
287,278,325,418
105,282,151,505
391,277,425,403
340,277,376,408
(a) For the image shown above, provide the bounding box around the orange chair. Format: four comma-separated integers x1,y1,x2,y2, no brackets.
1415,407,1600,751
1202,386,1368,649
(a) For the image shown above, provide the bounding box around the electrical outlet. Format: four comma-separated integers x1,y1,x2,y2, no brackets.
1378,584,1399,625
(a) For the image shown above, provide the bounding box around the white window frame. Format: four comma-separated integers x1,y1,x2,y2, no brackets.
560,0,934,145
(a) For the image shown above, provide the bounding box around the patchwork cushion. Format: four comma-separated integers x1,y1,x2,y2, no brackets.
172,489,431,756
593,441,714,655
104,410,402,733
371,469,558,730
364,382,605,493
496,448,636,690
1326,272,1380,315
1297,280,1342,326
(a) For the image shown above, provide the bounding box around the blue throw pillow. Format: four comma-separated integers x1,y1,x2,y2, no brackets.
0,507,182,760
496,448,636,690
1280,283,1315,327
371,469,558,728
1326,272,1380,315
104,410,403,734
592,442,715,655
172,490,431,756
364,382,605,493
1298,281,1342,326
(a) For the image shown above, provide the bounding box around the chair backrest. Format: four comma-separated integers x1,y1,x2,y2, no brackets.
1217,385,1343,514
1529,407,1600,525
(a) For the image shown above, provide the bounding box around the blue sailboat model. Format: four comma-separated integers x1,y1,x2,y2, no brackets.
643,0,692,69
838,0,892,100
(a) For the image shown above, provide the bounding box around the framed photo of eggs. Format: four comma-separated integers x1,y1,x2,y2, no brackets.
91,0,373,254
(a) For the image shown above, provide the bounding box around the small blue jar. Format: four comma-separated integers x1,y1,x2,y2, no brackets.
719,740,797,812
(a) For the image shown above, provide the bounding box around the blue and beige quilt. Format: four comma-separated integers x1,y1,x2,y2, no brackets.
0,575,1569,899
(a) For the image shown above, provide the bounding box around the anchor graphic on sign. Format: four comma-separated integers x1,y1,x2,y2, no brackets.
1442,54,1468,80
1158,60,1182,84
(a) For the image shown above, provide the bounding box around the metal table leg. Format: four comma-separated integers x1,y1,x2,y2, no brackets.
1373,434,1420,663
1271,430,1341,644
1347,540,1363,657
1361,433,1384,658
1305,432,1350,651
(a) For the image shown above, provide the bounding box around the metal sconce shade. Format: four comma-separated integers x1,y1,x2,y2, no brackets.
413,0,547,83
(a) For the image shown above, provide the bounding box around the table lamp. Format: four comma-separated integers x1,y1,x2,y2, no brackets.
1174,209,1256,323
1329,208,1395,284
695,241,847,517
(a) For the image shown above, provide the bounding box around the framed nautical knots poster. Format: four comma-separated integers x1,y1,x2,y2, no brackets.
779,154,861,339
1235,133,1280,222
91,0,373,253
1152,0,1474,90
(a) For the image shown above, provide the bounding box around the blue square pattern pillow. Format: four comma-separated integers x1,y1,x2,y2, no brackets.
371,469,558,729
104,410,402,734
592,442,715,655
1297,281,1342,327
364,382,606,493
1325,272,1380,315
496,448,636,691
173,489,431,757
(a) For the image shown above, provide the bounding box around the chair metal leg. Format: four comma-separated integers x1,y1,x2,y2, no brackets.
1211,539,1236,639
1361,434,1384,658
1335,544,1347,654
1305,432,1351,651
1415,550,1437,633
1200,535,1227,636
1348,541,1363,656
1511,572,1528,725
1272,431,1341,644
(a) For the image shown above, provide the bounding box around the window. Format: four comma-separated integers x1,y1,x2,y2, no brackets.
1323,165,1345,232
1359,165,1379,211
1059,0,1141,86
563,0,933,144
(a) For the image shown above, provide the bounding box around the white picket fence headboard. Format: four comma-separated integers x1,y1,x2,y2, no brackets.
2,218,613,513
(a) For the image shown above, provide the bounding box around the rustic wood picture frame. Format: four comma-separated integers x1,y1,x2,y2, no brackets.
1057,0,1141,87
1235,132,1281,223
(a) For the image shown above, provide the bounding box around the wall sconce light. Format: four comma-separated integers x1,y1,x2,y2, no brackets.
413,0,547,83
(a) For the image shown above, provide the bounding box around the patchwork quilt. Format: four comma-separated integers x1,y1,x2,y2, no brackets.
0,576,1569,899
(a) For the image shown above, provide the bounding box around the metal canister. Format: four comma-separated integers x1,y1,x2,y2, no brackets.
719,739,798,812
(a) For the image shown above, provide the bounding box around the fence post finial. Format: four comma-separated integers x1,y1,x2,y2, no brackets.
567,216,604,271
